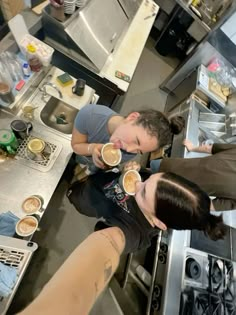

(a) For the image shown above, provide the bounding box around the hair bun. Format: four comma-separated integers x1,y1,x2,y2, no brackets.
170,116,185,135
205,214,227,241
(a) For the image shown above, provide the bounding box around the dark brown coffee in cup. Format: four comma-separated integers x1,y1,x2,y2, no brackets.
123,171,140,194
102,144,121,166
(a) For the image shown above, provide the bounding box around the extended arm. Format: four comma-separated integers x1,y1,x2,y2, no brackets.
183,139,213,154
71,128,104,168
18,227,125,315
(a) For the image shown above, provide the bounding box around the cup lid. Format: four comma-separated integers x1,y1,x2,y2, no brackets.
0,129,15,145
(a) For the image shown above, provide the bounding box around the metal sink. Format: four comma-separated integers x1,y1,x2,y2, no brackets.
40,96,78,134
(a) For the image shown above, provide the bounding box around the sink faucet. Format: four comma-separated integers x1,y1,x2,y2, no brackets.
40,82,63,99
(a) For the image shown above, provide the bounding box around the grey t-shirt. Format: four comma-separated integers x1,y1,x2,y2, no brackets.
74,104,136,166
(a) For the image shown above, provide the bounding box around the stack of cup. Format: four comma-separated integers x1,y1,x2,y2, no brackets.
75,0,87,7
64,0,76,14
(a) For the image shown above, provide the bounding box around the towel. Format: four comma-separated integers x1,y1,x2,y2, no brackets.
0,211,19,237
0,262,18,297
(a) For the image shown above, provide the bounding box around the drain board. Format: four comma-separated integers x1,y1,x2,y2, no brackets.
15,133,62,172
0,236,38,315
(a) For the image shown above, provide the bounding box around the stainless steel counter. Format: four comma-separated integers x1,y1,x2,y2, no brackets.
159,97,236,314
0,109,73,220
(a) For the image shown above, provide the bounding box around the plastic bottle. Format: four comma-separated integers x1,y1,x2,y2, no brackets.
26,44,42,72
22,62,31,77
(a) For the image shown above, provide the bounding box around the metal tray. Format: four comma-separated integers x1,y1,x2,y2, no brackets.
199,112,226,123
0,236,38,315
15,132,62,172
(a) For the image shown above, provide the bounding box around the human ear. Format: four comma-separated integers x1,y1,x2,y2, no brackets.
152,217,167,230
126,112,140,121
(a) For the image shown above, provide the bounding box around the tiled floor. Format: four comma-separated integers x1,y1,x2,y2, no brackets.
8,38,175,315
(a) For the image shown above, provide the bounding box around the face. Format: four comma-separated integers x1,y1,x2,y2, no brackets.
110,114,158,154
135,173,167,230
135,173,161,215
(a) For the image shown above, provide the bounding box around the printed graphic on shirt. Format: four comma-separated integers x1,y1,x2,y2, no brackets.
103,179,130,213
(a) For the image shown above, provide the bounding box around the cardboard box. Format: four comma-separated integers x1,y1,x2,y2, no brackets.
0,0,25,21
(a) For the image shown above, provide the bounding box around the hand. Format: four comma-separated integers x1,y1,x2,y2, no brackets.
91,144,106,169
123,161,141,172
183,139,194,152
49,0,63,7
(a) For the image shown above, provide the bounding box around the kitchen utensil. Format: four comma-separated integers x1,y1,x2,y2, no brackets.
10,120,33,140
0,129,19,154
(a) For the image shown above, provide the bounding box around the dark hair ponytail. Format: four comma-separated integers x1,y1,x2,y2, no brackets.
135,109,185,148
204,214,227,241
154,172,226,240
170,116,185,135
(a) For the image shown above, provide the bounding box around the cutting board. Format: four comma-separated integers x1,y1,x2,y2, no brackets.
45,67,95,110
32,0,49,15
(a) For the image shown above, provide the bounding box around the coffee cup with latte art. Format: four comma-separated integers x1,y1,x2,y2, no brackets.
119,170,141,195
15,216,38,237
101,143,122,167
22,195,43,215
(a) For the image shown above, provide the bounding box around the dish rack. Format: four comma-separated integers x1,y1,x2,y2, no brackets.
15,132,62,172
0,236,38,315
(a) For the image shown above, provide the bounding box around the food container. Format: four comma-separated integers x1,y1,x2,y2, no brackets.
20,34,54,67
8,15,54,67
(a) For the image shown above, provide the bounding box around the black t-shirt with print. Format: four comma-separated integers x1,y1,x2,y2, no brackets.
67,170,159,253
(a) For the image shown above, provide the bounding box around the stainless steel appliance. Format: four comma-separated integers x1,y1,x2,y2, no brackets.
180,247,236,315
43,0,141,71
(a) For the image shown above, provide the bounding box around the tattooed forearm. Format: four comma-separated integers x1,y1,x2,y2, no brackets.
100,228,125,255
100,232,120,255
104,260,113,284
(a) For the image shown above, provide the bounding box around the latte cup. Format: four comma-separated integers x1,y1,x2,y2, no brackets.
22,195,43,215
119,170,142,196
101,143,122,167
15,216,38,237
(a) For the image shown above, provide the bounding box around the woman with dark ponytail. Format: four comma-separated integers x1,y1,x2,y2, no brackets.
72,105,184,177
154,172,226,241
68,167,226,254
134,109,185,148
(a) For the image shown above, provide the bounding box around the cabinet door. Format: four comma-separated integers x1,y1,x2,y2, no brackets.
66,0,129,70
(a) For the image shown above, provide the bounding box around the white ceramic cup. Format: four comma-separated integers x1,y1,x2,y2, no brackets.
15,216,38,237
22,195,43,215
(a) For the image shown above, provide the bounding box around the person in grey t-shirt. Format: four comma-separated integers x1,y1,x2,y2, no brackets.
71,104,184,174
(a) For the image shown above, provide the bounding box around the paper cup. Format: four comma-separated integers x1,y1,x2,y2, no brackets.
101,143,122,167
119,170,141,196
